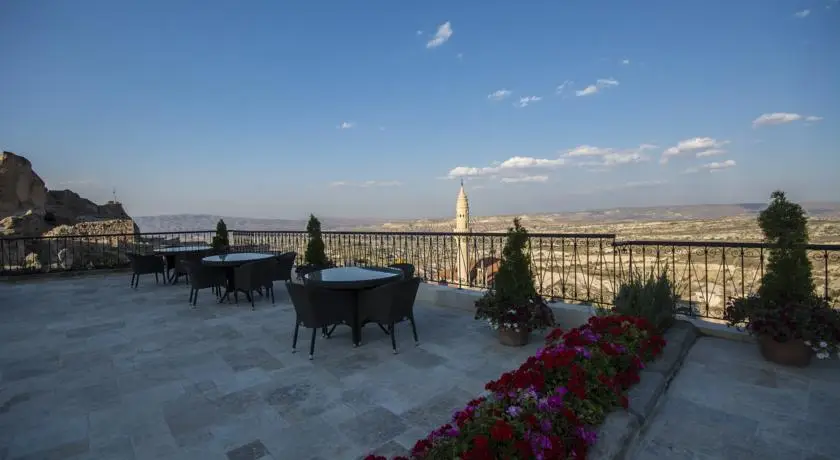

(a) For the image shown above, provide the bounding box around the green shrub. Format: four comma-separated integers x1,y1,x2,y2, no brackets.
474,218,555,331
303,214,331,267
613,268,677,333
211,219,229,251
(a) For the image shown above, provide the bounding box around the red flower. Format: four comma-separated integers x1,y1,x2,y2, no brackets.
490,420,514,441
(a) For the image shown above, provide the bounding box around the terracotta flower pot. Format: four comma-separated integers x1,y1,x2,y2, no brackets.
498,327,530,347
758,335,812,367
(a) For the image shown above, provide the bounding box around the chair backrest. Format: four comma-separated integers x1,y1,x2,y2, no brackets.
388,263,416,279
358,280,402,324
286,281,316,326
187,262,222,289
272,252,297,282
392,277,422,319
233,261,261,290
307,284,356,327
128,253,164,272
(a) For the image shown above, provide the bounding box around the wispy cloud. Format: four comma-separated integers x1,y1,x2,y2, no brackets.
487,89,512,101
683,159,737,174
426,22,453,48
456,53,463,61
621,59,631,65
447,155,567,181
794,9,811,17
329,180,402,188
752,112,802,127
500,175,548,183
338,121,355,129
576,78,619,97
695,149,726,157
705,159,736,171
555,80,573,96
805,115,824,122
516,96,542,108
416,30,423,36
563,143,655,167
660,137,729,163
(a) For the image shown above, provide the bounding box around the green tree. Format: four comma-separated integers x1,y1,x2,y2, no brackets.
211,219,229,251
757,190,815,303
492,217,537,304
304,214,330,267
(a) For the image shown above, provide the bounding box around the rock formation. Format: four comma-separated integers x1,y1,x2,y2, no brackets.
0,150,140,272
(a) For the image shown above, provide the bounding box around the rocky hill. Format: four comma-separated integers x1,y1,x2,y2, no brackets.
134,214,386,233
0,150,139,271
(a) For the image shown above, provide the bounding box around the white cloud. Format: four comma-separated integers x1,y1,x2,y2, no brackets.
695,148,727,157
565,145,614,157
516,96,542,108
575,78,619,97
329,180,401,188
555,80,573,96
500,175,548,183
416,30,423,35
704,159,736,171
621,59,630,65
661,137,729,163
426,22,453,48
563,143,655,167
338,121,355,129
805,115,824,122
794,9,811,17
487,89,512,101
752,112,803,127
446,155,566,180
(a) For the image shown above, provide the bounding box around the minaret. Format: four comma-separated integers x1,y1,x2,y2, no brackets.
454,179,471,285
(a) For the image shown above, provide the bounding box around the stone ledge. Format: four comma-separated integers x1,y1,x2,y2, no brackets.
590,320,699,460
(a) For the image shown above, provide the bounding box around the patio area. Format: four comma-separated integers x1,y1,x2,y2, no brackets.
630,336,840,460
0,273,539,460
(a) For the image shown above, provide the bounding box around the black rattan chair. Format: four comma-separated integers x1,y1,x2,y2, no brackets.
286,281,356,359
387,263,415,279
174,253,204,284
233,262,257,309
358,277,422,353
186,261,226,307
127,253,166,289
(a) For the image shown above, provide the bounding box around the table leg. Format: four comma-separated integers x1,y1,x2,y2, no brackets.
352,302,362,347
218,268,235,303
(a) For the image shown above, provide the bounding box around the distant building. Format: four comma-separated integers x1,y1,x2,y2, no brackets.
454,180,471,285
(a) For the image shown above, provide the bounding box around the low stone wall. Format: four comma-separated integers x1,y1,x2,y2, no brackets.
415,283,706,460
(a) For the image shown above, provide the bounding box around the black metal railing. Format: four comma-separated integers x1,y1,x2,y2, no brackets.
612,241,840,318
2,230,839,319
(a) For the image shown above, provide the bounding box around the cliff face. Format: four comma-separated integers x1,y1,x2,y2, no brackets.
0,150,140,271
0,151,48,218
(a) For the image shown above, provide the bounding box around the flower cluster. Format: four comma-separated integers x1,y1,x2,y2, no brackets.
475,296,556,333
724,295,840,359
364,315,665,460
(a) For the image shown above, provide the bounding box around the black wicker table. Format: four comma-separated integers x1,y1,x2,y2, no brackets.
305,267,402,346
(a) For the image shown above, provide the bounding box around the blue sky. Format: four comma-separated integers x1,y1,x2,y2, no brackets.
1,0,838,220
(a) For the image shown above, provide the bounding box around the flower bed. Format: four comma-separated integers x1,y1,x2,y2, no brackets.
365,315,666,460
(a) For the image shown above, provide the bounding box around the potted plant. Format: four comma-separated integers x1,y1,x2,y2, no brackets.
724,191,840,366
211,219,230,253
296,214,334,279
474,218,555,346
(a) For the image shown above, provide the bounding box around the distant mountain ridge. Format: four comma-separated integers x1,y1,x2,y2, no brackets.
135,202,840,233
133,214,386,233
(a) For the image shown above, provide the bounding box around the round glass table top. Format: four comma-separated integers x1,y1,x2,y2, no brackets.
305,266,401,289
154,245,212,253
202,253,274,266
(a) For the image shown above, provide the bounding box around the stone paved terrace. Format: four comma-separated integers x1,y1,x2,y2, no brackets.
630,336,840,460
0,273,540,460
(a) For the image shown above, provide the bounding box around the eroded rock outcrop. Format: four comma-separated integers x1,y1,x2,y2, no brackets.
0,150,140,271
